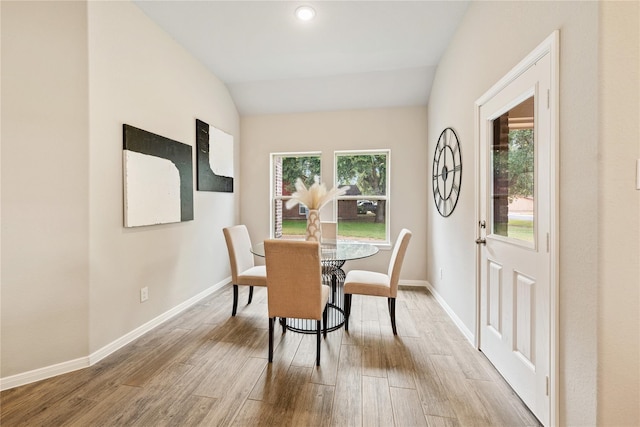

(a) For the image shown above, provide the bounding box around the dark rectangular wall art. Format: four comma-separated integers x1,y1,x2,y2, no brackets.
123,124,194,227
196,119,234,192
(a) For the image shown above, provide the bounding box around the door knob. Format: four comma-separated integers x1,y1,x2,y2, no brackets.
475,238,486,245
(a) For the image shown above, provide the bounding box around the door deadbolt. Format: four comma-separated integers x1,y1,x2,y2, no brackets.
477,220,487,244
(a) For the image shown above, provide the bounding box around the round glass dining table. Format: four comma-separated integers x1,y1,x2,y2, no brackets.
250,240,379,262
251,240,379,333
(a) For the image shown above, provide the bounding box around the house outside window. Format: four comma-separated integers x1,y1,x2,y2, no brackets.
335,150,390,245
271,152,321,239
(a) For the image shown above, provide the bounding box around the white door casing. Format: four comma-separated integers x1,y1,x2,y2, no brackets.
475,32,559,427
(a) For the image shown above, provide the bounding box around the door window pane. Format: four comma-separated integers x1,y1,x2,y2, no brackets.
491,97,535,243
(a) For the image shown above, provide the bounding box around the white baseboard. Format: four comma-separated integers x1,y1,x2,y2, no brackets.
0,356,90,391
0,278,230,392
398,280,475,345
399,279,429,288
89,278,228,365
424,281,475,345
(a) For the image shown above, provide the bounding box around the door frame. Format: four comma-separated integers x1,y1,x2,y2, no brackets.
474,30,559,426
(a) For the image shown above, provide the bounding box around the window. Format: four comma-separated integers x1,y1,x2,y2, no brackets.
334,150,390,245
271,152,321,239
491,96,535,244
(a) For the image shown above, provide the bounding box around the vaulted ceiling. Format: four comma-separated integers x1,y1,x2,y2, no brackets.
133,1,469,116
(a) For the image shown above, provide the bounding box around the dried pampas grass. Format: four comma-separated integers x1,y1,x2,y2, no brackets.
285,177,348,211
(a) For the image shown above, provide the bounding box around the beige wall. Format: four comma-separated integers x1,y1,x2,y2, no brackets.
87,1,239,354
239,107,428,281
1,1,90,377
1,0,239,379
598,2,640,425
428,1,639,425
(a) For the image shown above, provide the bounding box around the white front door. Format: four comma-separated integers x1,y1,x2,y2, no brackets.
476,37,556,426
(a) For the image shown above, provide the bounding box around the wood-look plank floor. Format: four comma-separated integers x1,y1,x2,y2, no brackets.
1,286,541,426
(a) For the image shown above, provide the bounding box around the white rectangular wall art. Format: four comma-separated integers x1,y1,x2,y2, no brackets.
196,119,234,192
123,124,194,227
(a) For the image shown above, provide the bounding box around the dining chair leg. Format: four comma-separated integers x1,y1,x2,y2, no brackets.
316,320,321,366
344,293,352,331
281,318,287,334
232,284,239,316
331,274,337,303
323,306,328,338
389,298,397,335
248,286,254,304
268,317,274,363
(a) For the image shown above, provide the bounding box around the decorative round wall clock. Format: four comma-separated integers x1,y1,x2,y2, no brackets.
432,127,462,217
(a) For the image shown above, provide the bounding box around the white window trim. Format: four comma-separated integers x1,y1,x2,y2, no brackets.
334,149,391,246
270,151,321,239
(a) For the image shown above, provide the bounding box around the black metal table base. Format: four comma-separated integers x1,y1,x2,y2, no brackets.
283,260,347,334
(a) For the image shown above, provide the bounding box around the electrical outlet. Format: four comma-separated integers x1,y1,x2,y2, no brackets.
140,287,149,302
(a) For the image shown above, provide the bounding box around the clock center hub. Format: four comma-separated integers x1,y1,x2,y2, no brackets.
441,165,449,181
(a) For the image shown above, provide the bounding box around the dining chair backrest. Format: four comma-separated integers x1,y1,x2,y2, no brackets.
387,228,412,298
264,239,324,320
223,225,256,284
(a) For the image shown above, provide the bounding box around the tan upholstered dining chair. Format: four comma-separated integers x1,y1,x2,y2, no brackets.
343,228,412,335
264,239,330,366
223,225,267,316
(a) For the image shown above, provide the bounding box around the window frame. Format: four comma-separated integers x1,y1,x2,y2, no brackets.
334,149,391,246
270,151,322,239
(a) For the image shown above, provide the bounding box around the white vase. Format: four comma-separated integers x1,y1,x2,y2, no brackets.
306,209,322,242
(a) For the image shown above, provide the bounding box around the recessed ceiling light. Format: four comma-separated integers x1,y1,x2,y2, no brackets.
295,5,316,21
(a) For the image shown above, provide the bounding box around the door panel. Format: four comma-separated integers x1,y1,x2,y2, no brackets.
487,261,503,336
478,52,551,425
514,271,535,367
